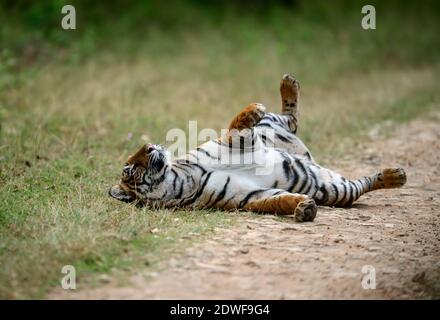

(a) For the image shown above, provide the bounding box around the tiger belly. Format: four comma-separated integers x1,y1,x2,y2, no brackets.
183,147,311,210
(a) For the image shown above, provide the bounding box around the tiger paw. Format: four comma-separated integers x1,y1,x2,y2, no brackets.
294,198,317,222
280,74,299,111
228,103,266,132
375,168,407,189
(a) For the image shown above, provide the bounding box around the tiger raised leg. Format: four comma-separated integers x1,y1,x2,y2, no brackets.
280,73,300,133
225,73,298,135
254,74,313,160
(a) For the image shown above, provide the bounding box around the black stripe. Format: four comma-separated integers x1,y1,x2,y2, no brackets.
329,183,339,206
357,179,364,193
276,133,290,143
239,189,267,208
315,185,329,206
282,160,291,179
192,163,207,175
359,178,367,192
354,181,360,200
294,159,308,194
353,181,359,200
223,195,236,208
186,175,192,183
181,172,213,206
205,190,216,206
210,177,231,207
307,168,319,197
274,114,284,123
338,183,347,207
360,179,368,194
144,166,167,192
353,181,362,200
287,163,299,192
176,180,184,198
351,181,359,200
345,182,355,206
256,122,275,129
196,147,218,160
263,113,277,122
302,171,313,196
173,164,191,175
171,169,179,190
279,153,295,190
367,176,373,191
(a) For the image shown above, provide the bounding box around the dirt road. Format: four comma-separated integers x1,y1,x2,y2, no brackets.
52,115,440,299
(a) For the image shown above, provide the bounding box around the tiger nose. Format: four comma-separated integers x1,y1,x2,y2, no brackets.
147,144,155,153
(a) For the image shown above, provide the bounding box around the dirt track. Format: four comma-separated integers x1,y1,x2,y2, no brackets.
52,115,440,299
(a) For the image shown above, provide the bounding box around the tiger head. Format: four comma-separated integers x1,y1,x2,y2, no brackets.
109,143,170,203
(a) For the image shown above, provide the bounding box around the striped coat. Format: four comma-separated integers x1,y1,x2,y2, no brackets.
110,74,406,222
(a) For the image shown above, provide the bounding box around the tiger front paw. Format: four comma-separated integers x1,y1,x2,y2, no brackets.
228,103,266,132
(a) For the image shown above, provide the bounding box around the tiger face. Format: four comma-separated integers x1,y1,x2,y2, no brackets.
109,143,169,203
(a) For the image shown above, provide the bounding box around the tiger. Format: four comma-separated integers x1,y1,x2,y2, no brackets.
109,74,407,222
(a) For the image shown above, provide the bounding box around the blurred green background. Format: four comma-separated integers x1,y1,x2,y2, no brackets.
2,0,440,75
1,0,440,298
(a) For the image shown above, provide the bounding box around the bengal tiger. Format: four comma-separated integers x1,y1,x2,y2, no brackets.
109,74,406,222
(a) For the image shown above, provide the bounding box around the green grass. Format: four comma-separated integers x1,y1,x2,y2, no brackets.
1,1,440,299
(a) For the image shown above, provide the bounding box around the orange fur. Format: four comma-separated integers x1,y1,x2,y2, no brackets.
127,144,149,166
373,168,407,190
244,193,317,222
228,103,265,131
244,193,305,214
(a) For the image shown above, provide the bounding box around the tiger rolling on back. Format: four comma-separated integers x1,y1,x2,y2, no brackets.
109,74,407,222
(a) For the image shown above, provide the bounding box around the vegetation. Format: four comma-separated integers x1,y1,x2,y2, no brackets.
0,0,439,298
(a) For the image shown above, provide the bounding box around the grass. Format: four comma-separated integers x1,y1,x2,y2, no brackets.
1,1,440,299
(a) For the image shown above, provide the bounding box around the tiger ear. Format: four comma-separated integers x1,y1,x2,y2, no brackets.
127,144,149,166
109,185,136,203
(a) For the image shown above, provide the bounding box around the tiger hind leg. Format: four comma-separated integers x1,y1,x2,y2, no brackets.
320,167,407,207
244,192,317,222
280,74,300,133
